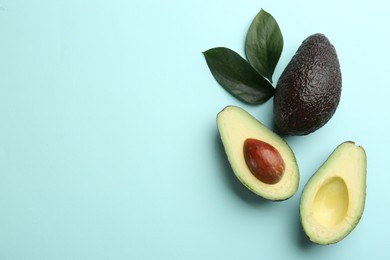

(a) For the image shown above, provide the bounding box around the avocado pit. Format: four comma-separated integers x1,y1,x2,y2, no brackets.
243,138,285,184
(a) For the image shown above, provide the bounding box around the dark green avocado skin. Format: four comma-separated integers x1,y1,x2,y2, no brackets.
273,34,342,135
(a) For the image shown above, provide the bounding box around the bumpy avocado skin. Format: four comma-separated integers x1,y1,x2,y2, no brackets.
274,34,342,135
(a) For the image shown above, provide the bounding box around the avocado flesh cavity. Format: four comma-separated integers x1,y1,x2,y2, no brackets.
274,33,342,135
300,141,366,244
217,106,299,201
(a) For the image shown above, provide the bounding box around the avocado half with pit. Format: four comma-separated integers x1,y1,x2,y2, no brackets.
300,141,367,244
217,105,299,200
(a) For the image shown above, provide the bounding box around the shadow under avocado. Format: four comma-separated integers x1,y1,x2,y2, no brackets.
271,119,298,141
293,205,316,249
214,132,271,205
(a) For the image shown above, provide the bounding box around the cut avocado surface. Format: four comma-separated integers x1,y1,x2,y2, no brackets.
217,105,299,201
300,141,367,244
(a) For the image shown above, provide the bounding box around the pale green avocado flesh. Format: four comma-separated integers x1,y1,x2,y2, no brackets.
300,141,367,244
217,105,299,201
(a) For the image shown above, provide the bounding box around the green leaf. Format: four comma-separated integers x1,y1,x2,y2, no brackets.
245,9,283,83
203,47,275,105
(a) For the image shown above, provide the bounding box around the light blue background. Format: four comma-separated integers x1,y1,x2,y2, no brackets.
1,0,389,259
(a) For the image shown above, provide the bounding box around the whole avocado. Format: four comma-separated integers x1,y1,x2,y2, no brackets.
273,34,342,135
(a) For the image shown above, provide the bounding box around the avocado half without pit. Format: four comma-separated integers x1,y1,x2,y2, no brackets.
217,106,299,201
300,141,367,244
